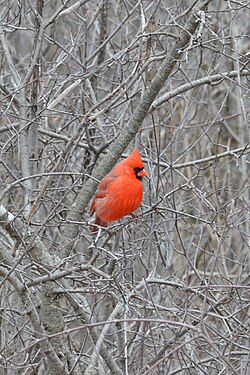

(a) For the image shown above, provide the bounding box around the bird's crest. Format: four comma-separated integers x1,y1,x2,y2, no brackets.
126,148,144,169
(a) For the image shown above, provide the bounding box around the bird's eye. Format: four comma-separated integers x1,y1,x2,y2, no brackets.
133,167,143,173
133,167,144,180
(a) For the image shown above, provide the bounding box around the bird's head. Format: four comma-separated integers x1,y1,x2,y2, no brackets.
124,149,148,180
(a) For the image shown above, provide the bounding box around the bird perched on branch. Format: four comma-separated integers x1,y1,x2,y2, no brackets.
90,149,148,232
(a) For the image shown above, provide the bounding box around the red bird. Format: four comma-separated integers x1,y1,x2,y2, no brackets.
90,149,148,231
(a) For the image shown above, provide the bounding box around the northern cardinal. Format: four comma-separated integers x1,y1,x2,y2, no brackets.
90,149,148,231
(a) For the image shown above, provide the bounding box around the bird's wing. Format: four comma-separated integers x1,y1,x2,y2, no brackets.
90,171,118,215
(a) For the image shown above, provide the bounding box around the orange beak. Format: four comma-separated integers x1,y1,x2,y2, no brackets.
138,169,148,178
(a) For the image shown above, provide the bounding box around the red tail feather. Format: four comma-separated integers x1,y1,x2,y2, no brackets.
91,216,108,233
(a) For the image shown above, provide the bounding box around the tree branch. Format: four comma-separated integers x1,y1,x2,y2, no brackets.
150,70,250,112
